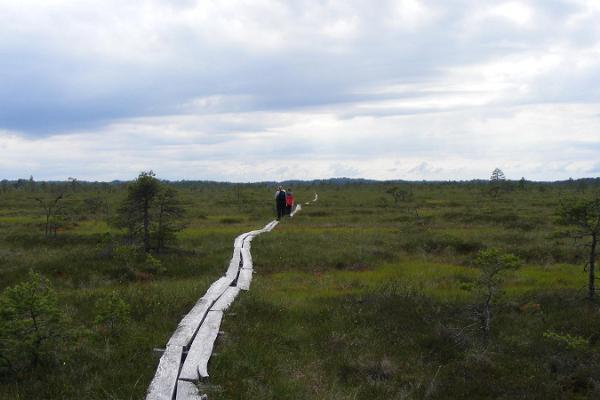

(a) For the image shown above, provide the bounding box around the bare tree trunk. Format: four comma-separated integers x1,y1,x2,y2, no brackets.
156,202,164,254
482,286,492,340
589,232,597,300
143,198,150,253
44,212,50,237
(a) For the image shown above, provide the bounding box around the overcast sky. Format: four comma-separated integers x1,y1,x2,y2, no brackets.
1,0,599,181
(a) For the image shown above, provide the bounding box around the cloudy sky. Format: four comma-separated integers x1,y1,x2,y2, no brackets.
1,0,599,181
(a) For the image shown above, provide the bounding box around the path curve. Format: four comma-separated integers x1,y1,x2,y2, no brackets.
147,194,317,400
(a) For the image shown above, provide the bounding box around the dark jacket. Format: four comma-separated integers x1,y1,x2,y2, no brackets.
276,190,287,205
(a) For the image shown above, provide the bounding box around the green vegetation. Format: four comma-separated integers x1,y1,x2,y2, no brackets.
558,197,600,300
1,177,600,398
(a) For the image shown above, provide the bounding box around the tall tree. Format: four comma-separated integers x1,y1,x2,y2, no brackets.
117,171,160,253
558,197,600,300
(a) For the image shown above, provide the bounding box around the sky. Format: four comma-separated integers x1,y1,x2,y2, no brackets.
1,0,600,182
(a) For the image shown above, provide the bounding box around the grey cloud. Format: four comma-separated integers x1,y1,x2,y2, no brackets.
3,0,598,136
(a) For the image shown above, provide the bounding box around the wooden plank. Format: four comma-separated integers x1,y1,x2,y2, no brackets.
265,220,278,231
237,268,253,291
241,247,253,270
290,204,301,217
176,380,203,400
211,286,240,312
146,345,183,400
225,252,241,279
305,193,318,204
179,311,224,381
167,298,212,348
233,232,249,249
203,276,234,303
148,216,286,396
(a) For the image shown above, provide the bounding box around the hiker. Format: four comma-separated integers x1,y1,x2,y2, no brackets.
285,188,294,215
275,186,287,220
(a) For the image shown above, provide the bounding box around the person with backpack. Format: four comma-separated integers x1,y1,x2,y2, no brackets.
275,186,287,220
285,188,294,215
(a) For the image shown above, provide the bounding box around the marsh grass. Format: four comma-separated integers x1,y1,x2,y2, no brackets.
1,180,600,398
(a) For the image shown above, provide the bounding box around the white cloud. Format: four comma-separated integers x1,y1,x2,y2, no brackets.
488,2,534,27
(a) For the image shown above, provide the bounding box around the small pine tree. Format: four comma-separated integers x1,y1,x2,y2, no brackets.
0,272,68,371
94,291,131,338
558,197,600,300
473,248,520,340
489,168,506,198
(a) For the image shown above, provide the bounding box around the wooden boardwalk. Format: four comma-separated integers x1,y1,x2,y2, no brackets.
146,194,317,399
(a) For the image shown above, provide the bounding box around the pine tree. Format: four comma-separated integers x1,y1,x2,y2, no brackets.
558,197,600,300
154,187,185,253
116,171,185,253
489,168,506,197
117,171,160,253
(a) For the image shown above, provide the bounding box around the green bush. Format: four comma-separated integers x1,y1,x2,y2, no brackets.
543,330,588,350
94,291,131,337
0,271,68,372
143,253,165,274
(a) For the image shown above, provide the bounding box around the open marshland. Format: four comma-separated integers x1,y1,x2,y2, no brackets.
1,179,599,399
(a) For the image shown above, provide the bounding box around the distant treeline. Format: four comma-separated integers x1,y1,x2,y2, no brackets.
2,176,600,190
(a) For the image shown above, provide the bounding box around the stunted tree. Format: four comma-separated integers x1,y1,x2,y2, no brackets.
83,197,109,221
489,168,506,197
155,187,185,253
386,186,413,204
117,171,184,254
558,197,600,300
117,171,160,252
35,194,64,237
473,248,520,340
0,272,68,371
28,175,35,192
67,177,79,192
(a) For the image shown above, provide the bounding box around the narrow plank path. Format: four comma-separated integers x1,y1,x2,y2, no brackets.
147,194,317,400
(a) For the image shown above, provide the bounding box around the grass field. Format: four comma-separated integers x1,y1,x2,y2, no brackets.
1,179,599,399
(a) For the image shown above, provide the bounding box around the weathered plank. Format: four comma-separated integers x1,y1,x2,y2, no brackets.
167,298,212,348
203,276,234,303
305,193,318,204
241,246,253,270
265,220,278,231
233,232,250,249
148,210,302,396
176,380,203,400
179,311,224,381
290,204,301,217
237,268,253,291
146,345,184,400
225,252,242,279
211,286,240,312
